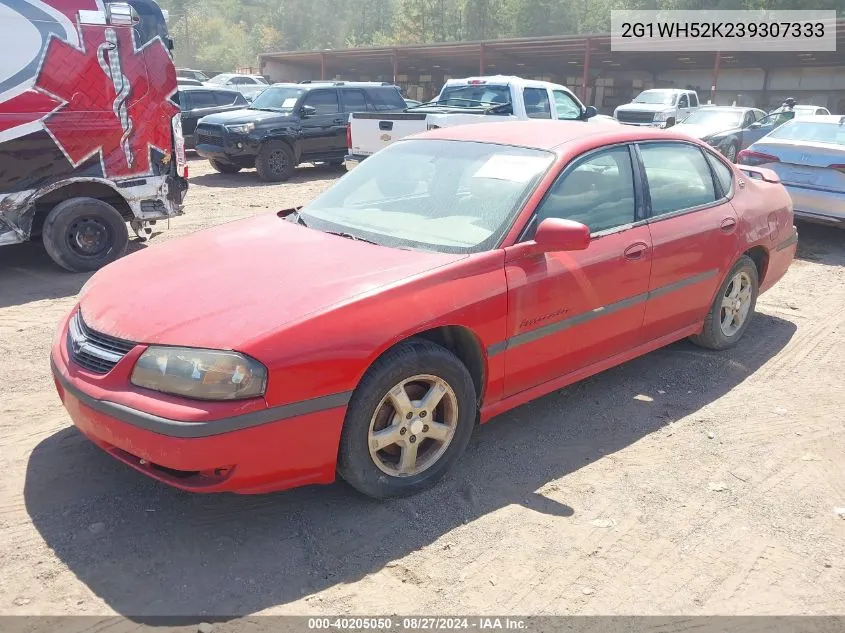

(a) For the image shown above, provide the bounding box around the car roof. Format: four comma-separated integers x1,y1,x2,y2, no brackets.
414,120,700,151
442,75,572,92
784,115,845,124
270,81,398,89
178,85,240,93
694,106,752,112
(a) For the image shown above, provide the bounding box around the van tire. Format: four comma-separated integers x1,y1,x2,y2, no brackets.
42,197,129,272
256,141,296,182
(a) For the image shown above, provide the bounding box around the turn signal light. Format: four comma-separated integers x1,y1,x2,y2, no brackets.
737,150,780,166
346,124,352,149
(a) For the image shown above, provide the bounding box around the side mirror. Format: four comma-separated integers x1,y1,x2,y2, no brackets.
300,105,317,117
533,218,591,252
583,105,598,120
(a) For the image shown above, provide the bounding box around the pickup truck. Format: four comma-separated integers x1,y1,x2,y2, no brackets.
345,75,615,167
614,88,700,128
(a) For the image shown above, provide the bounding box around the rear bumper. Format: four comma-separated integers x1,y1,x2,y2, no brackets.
784,184,845,225
760,226,798,294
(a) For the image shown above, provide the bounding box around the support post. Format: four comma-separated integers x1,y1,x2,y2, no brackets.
392,51,398,85
760,67,771,110
479,44,486,75
320,52,326,80
581,38,591,103
710,51,721,104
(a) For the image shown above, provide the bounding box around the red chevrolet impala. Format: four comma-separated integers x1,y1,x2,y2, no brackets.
51,121,797,499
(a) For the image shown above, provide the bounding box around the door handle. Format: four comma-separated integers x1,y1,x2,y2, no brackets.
720,217,737,232
333,118,346,124
623,242,648,260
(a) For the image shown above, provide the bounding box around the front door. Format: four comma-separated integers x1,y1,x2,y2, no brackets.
636,141,741,341
503,145,653,398
299,89,345,158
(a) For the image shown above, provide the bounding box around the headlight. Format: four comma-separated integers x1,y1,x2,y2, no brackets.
131,347,267,401
225,123,255,134
653,112,669,122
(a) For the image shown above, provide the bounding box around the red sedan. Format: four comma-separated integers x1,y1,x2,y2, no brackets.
51,120,797,499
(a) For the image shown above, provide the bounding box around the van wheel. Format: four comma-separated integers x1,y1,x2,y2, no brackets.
256,141,295,182
337,340,477,499
209,159,242,174
42,197,129,272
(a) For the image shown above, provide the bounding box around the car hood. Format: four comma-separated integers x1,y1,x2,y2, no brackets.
616,103,674,113
198,108,294,126
79,213,463,349
674,122,740,139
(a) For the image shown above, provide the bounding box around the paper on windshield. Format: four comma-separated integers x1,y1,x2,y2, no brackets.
473,154,549,182
282,98,298,108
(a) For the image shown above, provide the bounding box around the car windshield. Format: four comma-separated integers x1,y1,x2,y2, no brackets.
299,139,554,254
437,84,511,107
680,109,743,127
767,121,845,146
249,86,306,111
633,90,677,106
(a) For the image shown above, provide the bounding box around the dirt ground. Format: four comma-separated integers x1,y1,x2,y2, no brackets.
1,155,844,619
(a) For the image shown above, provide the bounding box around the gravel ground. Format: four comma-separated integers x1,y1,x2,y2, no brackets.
1,156,844,620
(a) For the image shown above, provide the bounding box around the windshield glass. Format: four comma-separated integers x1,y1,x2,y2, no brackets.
299,139,554,254
633,90,677,106
767,121,845,146
250,86,306,111
679,109,743,128
437,84,511,107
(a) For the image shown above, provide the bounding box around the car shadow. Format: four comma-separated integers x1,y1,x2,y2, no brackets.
189,163,345,188
24,312,796,621
795,221,845,267
0,239,150,309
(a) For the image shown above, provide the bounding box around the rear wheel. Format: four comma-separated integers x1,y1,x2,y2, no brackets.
255,141,295,182
724,142,738,163
337,340,477,499
41,197,128,272
690,256,759,350
209,159,242,174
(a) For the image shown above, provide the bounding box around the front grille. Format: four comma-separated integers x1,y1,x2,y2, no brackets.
67,311,136,374
196,124,225,146
616,110,657,124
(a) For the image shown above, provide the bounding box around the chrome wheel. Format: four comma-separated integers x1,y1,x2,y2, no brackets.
725,144,737,162
720,271,753,336
368,374,459,477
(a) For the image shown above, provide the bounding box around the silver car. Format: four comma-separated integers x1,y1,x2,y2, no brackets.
738,115,845,226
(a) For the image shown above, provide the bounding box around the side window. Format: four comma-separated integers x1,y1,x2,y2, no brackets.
689,93,699,107
704,151,734,197
552,90,581,120
370,88,406,111
523,88,552,119
230,77,252,85
234,92,249,106
639,143,717,217
189,91,216,109
742,111,755,128
678,94,689,108
213,91,236,106
533,146,637,234
342,89,370,113
302,90,340,114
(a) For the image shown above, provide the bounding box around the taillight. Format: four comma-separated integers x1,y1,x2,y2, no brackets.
737,150,780,166
346,124,351,149
827,163,845,174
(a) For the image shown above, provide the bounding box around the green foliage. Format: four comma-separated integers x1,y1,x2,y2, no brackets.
157,0,842,70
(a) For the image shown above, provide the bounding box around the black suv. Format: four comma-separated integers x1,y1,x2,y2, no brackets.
178,86,249,149
194,81,407,181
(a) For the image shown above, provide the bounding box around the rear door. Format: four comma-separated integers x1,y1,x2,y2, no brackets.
503,144,652,397
637,141,740,341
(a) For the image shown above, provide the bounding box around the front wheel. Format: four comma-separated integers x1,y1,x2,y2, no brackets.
724,142,738,163
690,255,759,350
255,140,295,182
41,197,129,272
337,340,477,499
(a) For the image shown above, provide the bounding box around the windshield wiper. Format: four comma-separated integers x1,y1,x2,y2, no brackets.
249,106,281,112
324,231,377,245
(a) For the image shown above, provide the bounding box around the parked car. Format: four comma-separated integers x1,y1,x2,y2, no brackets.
769,104,831,118
51,120,797,499
177,77,204,87
673,106,768,162
195,81,407,180
178,86,249,149
0,0,188,271
347,75,614,167
177,68,211,83
205,73,269,102
738,115,845,226
614,88,700,128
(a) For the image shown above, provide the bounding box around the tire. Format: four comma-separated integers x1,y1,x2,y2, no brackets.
42,197,129,273
325,159,345,168
724,142,738,163
337,339,477,499
255,140,295,182
665,117,676,128
690,255,759,351
209,159,242,174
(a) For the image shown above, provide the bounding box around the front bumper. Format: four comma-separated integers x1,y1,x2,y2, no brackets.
50,311,347,494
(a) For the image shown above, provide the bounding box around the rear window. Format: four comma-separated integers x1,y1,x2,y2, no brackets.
213,91,242,106
767,121,845,146
439,84,511,108
369,87,406,111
